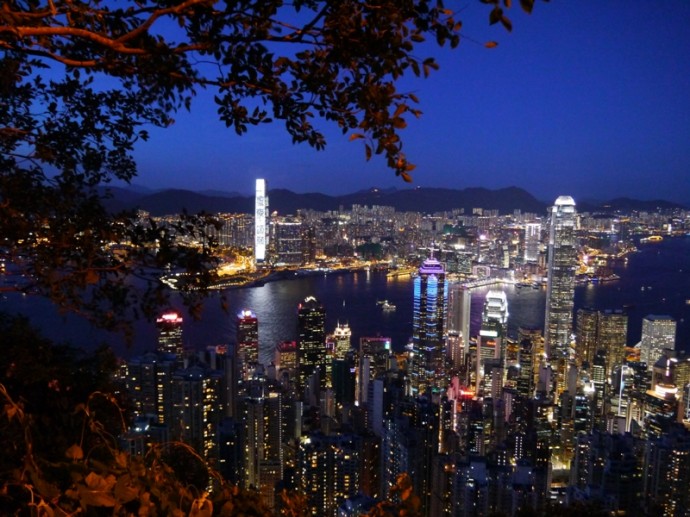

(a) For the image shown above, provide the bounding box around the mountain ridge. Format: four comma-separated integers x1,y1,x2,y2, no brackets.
101,186,687,217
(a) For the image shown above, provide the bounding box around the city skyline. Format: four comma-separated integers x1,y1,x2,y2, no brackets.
4,2,690,513
126,2,690,205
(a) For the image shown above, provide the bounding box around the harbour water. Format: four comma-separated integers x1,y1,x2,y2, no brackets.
3,236,690,362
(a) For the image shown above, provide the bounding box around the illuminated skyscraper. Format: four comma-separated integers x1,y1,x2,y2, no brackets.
156,311,184,364
576,307,599,366
517,337,535,399
410,255,448,396
237,309,259,379
326,322,351,390
255,178,268,264
544,196,577,357
298,433,360,517
524,222,541,263
240,377,283,510
275,340,297,385
517,327,543,398
171,365,223,460
641,314,677,369
477,290,508,393
332,322,352,360
273,216,304,265
297,296,327,392
125,352,176,425
447,284,471,370
644,424,690,515
598,309,628,379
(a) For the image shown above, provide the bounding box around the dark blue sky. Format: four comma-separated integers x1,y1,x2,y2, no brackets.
131,2,690,204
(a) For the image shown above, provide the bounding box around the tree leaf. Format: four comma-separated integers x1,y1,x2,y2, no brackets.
520,0,535,14
65,444,84,460
489,7,503,25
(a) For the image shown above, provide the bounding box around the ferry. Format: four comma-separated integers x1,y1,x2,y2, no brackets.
380,300,397,312
640,235,663,244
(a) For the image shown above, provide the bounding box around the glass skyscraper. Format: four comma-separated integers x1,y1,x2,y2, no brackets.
544,195,577,358
641,314,677,369
297,296,327,392
410,255,448,396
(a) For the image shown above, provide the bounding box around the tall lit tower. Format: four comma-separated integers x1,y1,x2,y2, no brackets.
297,296,327,392
598,309,628,379
410,255,448,396
332,322,352,360
477,290,508,392
156,311,184,364
576,307,599,366
447,284,471,370
544,196,577,358
240,377,283,510
237,309,259,379
524,222,541,263
641,315,677,369
255,178,269,265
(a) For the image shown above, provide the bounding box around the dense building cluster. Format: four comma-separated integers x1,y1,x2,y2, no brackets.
119,191,690,516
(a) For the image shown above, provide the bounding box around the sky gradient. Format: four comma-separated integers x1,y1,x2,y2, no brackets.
130,2,690,204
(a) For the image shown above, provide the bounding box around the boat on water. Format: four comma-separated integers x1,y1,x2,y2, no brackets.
380,300,396,312
640,235,663,244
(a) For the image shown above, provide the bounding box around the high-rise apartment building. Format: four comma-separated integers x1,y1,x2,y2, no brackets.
298,433,360,517
156,311,184,364
125,351,177,425
544,196,577,357
410,255,448,396
171,365,223,460
297,296,327,392
240,377,283,510
644,424,690,516
641,314,677,369
255,178,268,264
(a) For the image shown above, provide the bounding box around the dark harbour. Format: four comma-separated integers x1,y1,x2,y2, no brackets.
3,236,690,363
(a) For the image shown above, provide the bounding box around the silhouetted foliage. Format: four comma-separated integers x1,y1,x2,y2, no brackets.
0,1,544,328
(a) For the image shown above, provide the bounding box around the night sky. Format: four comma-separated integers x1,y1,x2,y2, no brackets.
130,2,690,204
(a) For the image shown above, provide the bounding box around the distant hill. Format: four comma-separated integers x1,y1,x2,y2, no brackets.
102,186,686,217
339,186,547,214
597,197,684,212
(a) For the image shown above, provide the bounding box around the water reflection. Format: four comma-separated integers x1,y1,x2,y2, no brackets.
2,237,689,361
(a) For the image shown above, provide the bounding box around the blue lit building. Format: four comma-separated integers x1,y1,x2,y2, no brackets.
409,255,448,396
